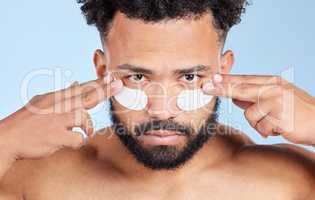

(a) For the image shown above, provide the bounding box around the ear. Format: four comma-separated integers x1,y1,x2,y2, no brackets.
220,50,234,74
93,49,107,78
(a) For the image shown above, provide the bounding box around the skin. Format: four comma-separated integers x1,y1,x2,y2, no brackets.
202,74,315,145
0,11,315,200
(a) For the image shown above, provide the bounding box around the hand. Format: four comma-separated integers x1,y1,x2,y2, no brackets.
0,74,123,160
202,74,315,146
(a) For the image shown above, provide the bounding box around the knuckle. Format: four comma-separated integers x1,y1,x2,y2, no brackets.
282,87,293,94
256,123,265,135
68,85,82,97
84,81,101,92
27,96,51,113
82,93,96,108
31,94,44,102
45,91,54,98
271,75,283,85
244,109,253,122
82,92,91,103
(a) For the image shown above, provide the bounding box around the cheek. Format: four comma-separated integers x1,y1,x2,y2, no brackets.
111,100,147,129
177,99,217,127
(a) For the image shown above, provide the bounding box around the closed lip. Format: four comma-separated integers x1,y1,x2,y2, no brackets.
144,130,182,137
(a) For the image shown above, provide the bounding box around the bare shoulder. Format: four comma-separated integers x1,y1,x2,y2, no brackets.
215,124,315,198
234,141,315,198
0,128,121,198
0,146,94,198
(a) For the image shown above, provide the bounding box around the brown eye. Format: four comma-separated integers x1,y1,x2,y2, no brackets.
128,74,146,83
181,73,200,83
185,74,195,81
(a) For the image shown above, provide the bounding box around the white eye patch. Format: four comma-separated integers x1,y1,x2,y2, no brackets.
72,86,148,139
71,82,213,139
113,85,213,112
114,86,148,111
177,89,213,111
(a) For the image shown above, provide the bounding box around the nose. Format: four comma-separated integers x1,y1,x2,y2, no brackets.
145,82,181,120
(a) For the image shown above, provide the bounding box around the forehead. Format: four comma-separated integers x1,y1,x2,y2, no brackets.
105,12,221,71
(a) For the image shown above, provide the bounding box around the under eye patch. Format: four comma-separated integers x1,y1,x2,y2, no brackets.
114,86,148,111
113,84,213,112
177,89,213,111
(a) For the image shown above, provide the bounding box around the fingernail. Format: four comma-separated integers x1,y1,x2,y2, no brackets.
202,81,215,92
69,81,79,87
104,72,113,84
214,74,223,83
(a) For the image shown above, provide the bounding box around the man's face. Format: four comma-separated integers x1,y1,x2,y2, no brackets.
97,12,233,169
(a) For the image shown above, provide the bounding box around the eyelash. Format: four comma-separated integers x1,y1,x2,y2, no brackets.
124,73,204,84
126,74,147,83
180,73,203,83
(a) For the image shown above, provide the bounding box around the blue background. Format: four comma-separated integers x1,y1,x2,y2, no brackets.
0,0,314,151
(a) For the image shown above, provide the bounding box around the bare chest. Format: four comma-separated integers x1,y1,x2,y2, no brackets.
24,175,293,200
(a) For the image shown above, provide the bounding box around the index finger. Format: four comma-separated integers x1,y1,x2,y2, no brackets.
52,73,114,102
73,73,115,97
216,74,283,85
80,79,123,109
203,82,279,102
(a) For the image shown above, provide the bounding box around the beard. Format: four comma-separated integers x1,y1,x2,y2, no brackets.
109,98,220,170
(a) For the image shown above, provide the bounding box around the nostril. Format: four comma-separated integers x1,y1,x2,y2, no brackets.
147,113,177,121
146,107,166,116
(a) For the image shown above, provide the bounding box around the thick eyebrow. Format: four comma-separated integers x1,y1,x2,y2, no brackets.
116,64,154,75
116,64,211,75
173,65,211,75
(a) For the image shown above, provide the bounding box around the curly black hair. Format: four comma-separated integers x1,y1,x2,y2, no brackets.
77,0,248,40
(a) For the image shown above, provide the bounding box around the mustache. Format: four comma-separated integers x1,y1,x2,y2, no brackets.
134,120,194,137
